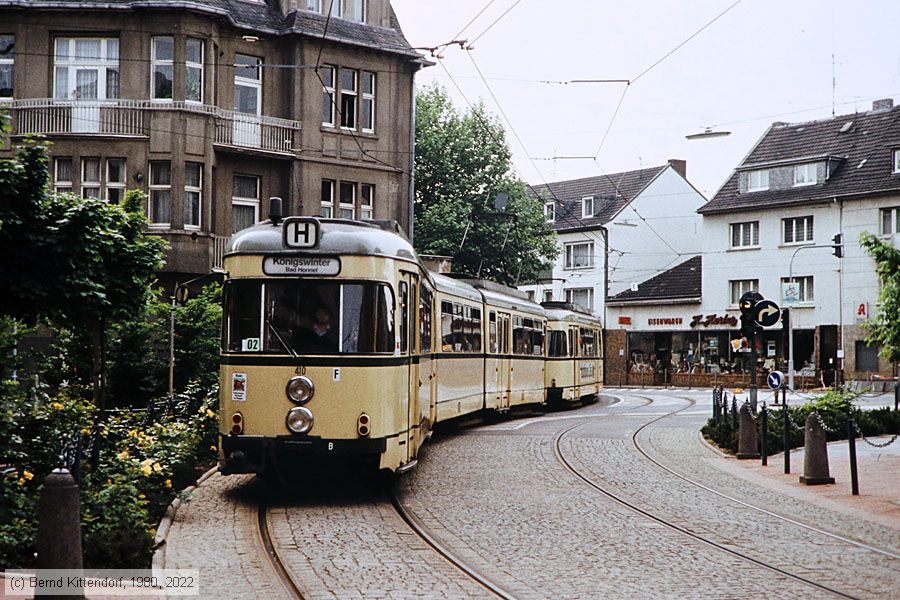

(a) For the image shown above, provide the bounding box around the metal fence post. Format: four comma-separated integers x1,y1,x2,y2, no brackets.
783,389,790,474
848,417,859,496
761,402,768,466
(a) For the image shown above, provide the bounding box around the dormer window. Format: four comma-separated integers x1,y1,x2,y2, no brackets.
793,163,817,186
544,201,555,223
893,149,900,174
581,196,594,219
306,0,365,22
747,169,769,192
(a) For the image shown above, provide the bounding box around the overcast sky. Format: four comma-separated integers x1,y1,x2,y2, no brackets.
391,0,900,199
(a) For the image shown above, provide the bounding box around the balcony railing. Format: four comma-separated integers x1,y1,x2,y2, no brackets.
211,235,229,272
3,99,300,155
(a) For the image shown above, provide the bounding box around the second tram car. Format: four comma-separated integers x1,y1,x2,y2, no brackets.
219,216,603,475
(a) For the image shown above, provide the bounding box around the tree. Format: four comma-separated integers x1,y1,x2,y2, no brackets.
860,232,900,364
414,84,557,285
0,139,167,408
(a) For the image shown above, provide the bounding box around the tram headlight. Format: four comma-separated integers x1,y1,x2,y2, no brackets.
286,376,314,404
286,407,314,434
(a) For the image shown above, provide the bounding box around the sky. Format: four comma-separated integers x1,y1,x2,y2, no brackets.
391,0,900,199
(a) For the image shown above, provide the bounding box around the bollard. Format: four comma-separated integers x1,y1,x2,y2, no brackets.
848,418,859,496
737,403,760,459
799,413,835,485
895,382,899,412
36,468,84,599
760,403,768,466
731,397,738,432
783,392,791,474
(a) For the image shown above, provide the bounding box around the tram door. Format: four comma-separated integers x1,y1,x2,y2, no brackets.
401,274,420,462
418,283,435,443
570,325,580,399
498,313,512,408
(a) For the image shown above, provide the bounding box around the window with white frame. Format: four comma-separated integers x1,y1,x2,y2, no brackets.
184,162,202,228
321,66,335,126
729,279,758,305
186,38,204,103
581,196,594,219
234,54,261,116
0,34,14,99
793,163,817,186
339,180,356,219
730,221,759,248
361,71,375,132
54,157,73,193
106,158,126,203
151,36,173,100
148,161,171,226
345,0,365,22
320,179,335,218
781,276,813,303
747,169,769,192
306,0,320,9
564,242,594,269
339,69,357,129
544,201,555,222
329,0,342,17
893,150,900,174
783,215,813,244
54,37,119,100
81,158,101,199
566,288,593,312
881,207,900,235
542,289,553,302
360,183,374,219
232,174,260,233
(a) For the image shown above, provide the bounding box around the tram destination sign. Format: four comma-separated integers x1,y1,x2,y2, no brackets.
264,256,341,276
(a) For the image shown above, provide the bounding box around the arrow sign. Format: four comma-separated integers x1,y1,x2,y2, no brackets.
767,370,785,390
754,300,781,327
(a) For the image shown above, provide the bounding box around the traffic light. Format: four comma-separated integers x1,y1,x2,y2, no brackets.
740,312,760,340
832,233,843,258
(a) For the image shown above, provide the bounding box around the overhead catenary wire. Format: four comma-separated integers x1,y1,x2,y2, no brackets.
467,0,524,47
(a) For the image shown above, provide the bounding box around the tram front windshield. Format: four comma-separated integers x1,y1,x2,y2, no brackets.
224,280,395,355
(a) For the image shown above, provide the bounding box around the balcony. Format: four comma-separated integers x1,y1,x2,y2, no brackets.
3,99,300,156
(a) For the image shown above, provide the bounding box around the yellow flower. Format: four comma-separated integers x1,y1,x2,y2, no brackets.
81,427,91,436
165,479,172,489
117,449,130,460
140,465,152,477
22,470,33,481
50,402,64,410
210,445,217,452
106,479,113,485
140,458,153,468
17,478,25,486
206,409,216,418
128,430,139,438
152,463,162,473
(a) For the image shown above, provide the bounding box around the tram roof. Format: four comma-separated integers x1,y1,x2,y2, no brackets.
543,307,602,327
226,219,418,262
431,273,484,303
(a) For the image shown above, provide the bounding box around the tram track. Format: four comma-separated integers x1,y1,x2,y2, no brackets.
257,503,306,600
387,487,517,600
553,394,859,600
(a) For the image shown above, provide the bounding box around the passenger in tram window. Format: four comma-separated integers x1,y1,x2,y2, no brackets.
296,304,339,354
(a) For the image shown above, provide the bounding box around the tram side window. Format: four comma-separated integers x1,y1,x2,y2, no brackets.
466,306,482,352
224,280,262,352
580,327,596,357
399,281,408,354
489,312,498,353
513,316,526,354
441,301,454,351
440,300,481,352
420,285,433,353
531,321,545,356
548,330,567,357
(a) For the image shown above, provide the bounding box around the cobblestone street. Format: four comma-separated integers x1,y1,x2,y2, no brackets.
165,389,900,599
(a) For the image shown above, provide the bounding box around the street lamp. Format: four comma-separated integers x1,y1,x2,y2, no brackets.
686,127,732,140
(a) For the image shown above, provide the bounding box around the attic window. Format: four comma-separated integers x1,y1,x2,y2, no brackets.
839,121,854,133
893,149,900,174
544,201,555,223
793,163,817,187
747,169,769,192
581,196,594,219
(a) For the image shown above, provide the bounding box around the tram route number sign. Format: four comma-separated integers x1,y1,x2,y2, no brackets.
767,370,785,390
283,217,320,249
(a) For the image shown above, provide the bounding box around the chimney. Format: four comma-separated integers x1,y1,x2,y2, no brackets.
872,98,894,113
667,159,687,179
420,254,453,274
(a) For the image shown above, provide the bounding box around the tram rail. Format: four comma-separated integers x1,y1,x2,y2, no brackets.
257,503,306,600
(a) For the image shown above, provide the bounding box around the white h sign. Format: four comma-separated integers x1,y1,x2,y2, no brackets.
284,218,319,249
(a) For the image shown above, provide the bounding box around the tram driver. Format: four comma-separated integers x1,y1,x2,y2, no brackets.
294,304,339,354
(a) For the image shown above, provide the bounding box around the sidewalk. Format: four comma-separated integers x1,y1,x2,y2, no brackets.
715,434,900,530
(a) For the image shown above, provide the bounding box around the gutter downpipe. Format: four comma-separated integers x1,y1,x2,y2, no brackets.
407,60,424,243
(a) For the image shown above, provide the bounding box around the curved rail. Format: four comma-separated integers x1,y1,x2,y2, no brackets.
632,394,900,561
257,503,306,600
387,488,517,600
553,396,859,600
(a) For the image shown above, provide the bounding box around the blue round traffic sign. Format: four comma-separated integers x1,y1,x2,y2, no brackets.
767,370,785,390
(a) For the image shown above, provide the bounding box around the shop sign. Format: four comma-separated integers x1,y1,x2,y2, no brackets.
855,302,868,324
618,316,632,325
690,314,738,328
647,317,683,326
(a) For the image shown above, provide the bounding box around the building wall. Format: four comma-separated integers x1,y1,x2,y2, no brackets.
0,2,419,276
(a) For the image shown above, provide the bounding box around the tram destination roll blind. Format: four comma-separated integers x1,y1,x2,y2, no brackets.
263,256,341,276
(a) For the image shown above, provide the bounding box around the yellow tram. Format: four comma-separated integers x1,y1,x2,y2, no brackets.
543,302,603,405
218,216,603,475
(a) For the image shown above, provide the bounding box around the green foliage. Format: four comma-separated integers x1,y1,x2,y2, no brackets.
414,84,558,285
703,388,899,454
172,284,223,390
0,382,219,569
859,232,900,363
